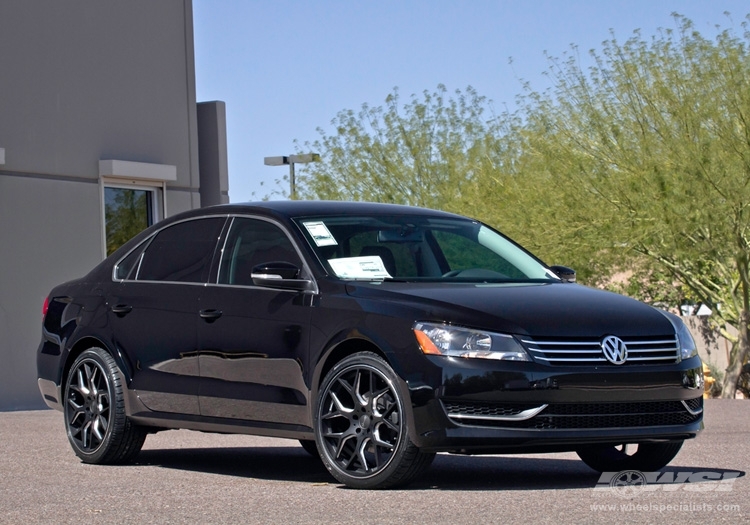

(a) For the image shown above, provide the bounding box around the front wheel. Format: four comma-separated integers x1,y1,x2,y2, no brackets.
576,441,684,472
314,352,434,489
299,439,319,457
64,347,146,464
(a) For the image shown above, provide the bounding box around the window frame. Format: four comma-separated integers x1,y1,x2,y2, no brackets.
111,215,229,284
111,213,318,293
214,215,318,293
100,177,166,259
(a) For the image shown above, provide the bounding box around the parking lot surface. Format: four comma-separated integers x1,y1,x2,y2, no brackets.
1,400,747,524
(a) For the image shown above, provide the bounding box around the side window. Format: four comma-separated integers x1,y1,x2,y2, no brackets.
137,218,225,283
219,218,301,286
114,239,149,280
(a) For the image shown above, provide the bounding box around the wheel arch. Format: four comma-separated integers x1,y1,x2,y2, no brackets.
62,336,134,392
310,338,434,488
310,330,423,446
312,336,388,396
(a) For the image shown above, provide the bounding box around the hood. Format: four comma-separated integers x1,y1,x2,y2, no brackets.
344,281,674,339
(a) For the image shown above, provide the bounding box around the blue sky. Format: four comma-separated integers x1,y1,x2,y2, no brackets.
192,1,749,202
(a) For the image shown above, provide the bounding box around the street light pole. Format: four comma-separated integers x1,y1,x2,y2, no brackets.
264,153,320,200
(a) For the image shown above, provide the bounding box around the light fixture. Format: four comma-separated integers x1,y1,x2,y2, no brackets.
264,153,320,199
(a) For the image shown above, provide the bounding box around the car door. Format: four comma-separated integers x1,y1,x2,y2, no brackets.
197,216,314,426
107,216,227,415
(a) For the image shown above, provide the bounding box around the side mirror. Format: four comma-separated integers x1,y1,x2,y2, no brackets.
550,265,576,283
251,261,314,291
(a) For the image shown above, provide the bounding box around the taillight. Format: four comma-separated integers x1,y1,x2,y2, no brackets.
42,296,50,318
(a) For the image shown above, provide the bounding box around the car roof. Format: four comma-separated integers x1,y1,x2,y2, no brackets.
186,200,467,220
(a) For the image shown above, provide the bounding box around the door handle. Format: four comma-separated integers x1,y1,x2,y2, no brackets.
199,309,223,323
110,304,133,317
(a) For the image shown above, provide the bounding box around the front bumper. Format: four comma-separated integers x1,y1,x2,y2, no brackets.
407,355,704,453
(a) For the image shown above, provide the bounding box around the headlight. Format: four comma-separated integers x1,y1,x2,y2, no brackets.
413,322,530,361
675,319,698,360
659,310,698,361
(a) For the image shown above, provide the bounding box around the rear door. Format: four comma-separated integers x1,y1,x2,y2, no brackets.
107,216,226,415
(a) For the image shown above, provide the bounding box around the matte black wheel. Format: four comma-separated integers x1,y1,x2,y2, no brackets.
314,352,434,489
64,348,146,464
576,441,684,472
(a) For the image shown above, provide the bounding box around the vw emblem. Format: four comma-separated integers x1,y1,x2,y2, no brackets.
601,335,628,364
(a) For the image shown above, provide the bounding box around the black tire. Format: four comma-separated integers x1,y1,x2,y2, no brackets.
314,352,435,489
63,347,146,464
299,439,319,457
576,441,684,472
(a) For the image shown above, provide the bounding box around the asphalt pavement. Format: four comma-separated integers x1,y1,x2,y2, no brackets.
1,399,747,524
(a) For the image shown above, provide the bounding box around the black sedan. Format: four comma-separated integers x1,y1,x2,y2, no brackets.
37,201,703,489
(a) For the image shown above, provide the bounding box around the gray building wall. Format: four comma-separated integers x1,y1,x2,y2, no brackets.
0,0,225,410
197,101,230,207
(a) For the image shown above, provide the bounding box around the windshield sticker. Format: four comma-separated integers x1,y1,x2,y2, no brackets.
328,256,392,279
303,221,338,247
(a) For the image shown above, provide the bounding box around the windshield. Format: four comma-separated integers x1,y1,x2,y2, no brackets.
295,215,559,283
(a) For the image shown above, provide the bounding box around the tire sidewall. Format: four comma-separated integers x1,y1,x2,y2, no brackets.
64,348,119,462
313,352,412,489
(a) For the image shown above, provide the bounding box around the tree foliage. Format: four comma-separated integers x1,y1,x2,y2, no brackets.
294,13,750,396
296,84,499,213
508,14,750,396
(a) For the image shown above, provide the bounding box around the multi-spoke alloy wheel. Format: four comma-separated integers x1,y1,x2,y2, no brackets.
66,355,111,452
315,352,434,489
64,348,146,464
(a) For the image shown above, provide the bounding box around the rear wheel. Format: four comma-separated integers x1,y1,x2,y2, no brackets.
314,352,434,489
64,347,146,464
576,441,684,472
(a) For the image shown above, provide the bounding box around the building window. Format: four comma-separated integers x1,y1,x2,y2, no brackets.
103,185,162,256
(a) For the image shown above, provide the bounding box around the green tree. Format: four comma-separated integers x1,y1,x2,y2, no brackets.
105,188,150,256
296,84,499,213
508,14,750,397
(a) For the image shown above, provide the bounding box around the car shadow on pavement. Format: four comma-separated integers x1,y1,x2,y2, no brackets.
135,446,332,484
133,445,618,490
414,457,745,491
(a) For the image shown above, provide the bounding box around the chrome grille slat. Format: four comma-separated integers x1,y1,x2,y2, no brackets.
443,398,703,429
528,349,602,354
533,357,607,362
522,335,679,366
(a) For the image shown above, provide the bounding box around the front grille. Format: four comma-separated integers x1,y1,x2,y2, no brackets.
683,397,703,412
522,335,679,366
442,398,703,430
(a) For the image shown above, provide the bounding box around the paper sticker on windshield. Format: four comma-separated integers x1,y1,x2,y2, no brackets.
303,221,338,247
328,256,392,279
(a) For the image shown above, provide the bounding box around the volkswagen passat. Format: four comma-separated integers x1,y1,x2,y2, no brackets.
37,201,703,489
